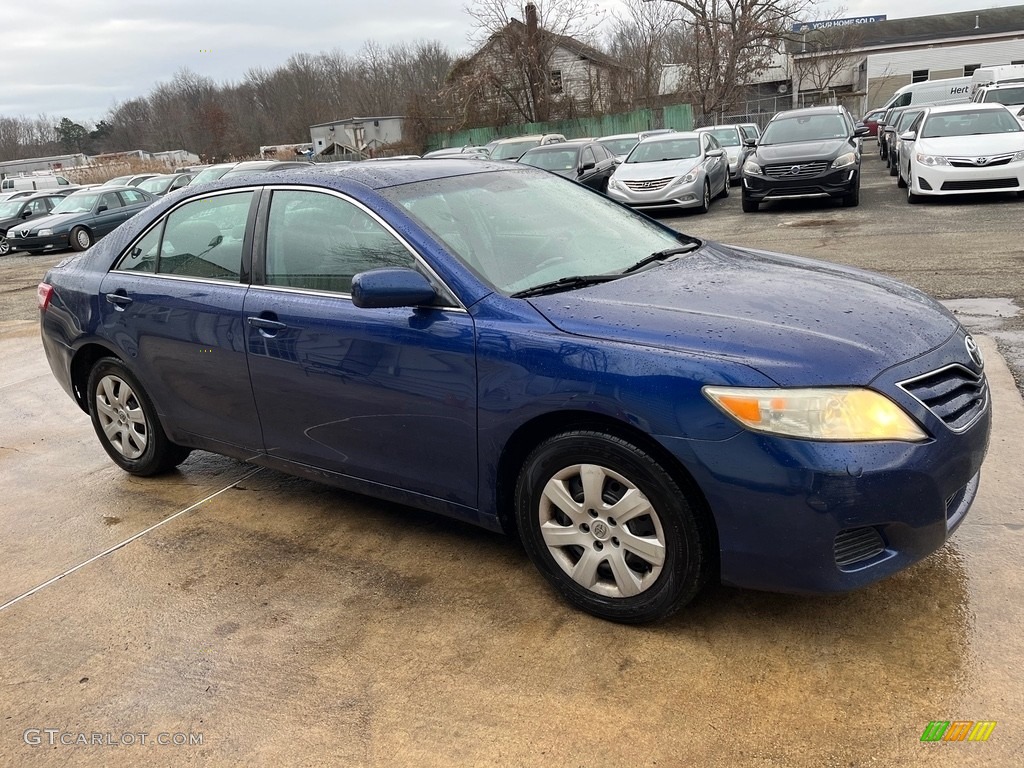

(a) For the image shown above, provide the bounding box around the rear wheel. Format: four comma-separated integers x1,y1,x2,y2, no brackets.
720,176,730,198
87,358,191,476
515,431,711,623
70,226,92,251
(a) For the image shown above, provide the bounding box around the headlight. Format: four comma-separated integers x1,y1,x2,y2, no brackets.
831,152,857,169
609,178,624,190
679,172,698,184
915,153,950,166
702,386,927,442
1011,150,1024,162
38,229,52,236
742,159,762,175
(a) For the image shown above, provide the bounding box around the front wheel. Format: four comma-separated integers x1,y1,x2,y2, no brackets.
0,235,9,256
842,182,860,207
697,180,711,214
87,358,191,476
741,195,759,213
70,226,92,251
515,431,711,623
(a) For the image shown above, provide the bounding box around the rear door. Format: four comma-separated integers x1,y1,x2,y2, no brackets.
97,188,262,451
243,187,478,506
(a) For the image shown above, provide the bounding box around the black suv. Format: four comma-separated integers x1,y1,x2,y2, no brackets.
740,105,868,212
0,192,64,256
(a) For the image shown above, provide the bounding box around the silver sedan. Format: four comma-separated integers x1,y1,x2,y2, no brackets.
606,132,730,213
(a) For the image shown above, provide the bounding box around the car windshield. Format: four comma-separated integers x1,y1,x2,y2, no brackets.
0,201,25,218
381,169,689,294
760,114,849,144
52,193,99,213
190,166,234,184
519,148,579,172
491,141,540,160
921,110,1023,138
138,177,174,194
598,137,638,155
983,87,1024,105
626,138,700,163
704,128,740,146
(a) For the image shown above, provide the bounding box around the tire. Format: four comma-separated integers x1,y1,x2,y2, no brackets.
87,358,191,476
0,235,9,256
741,195,759,213
720,176,730,198
515,431,711,623
896,167,907,188
842,182,860,207
70,226,92,251
888,154,898,176
697,180,711,214
907,176,922,204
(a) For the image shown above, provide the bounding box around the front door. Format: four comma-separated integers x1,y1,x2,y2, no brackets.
244,188,478,506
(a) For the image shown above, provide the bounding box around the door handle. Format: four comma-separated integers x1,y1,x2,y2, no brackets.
105,292,133,311
247,316,288,337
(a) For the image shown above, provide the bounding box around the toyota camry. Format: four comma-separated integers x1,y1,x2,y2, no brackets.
38,161,990,623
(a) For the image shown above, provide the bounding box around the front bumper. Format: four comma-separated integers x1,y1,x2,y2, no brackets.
5,232,70,254
911,159,1024,195
743,166,857,203
607,177,705,209
658,331,991,594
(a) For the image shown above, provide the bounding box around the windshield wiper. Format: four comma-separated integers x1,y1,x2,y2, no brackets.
511,274,620,298
622,241,701,274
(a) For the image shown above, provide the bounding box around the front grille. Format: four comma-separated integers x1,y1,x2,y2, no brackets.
622,177,674,192
941,178,1018,191
834,527,886,568
899,364,988,432
766,187,820,196
764,161,829,178
948,154,1014,168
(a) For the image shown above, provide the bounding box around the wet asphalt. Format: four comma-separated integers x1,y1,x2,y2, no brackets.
0,156,1022,766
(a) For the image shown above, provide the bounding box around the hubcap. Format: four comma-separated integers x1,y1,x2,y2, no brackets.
539,463,666,598
95,375,148,459
77,230,90,248
0,236,9,255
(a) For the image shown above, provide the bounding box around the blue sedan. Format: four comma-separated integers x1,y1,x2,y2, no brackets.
38,161,990,623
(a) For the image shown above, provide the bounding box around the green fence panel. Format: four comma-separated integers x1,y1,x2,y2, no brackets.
426,104,694,150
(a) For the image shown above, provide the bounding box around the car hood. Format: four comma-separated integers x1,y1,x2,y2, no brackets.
527,243,958,387
15,211,89,234
753,139,850,164
918,133,1024,155
615,158,701,180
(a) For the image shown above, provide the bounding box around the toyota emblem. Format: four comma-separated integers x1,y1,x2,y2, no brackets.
975,157,988,166
965,335,984,368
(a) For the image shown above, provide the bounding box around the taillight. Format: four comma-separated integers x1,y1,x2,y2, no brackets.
37,283,54,311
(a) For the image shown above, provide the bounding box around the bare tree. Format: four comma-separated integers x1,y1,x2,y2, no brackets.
789,16,866,104
450,0,604,124
652,0,815,117
607,0,682,107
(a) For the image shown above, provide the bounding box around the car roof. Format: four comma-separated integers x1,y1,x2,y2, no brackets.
598,134,639,141
773,106,847,119
197,158,516,192
698,124,743,130
643,131,701,142
494,135,554,144
924,103,1013,115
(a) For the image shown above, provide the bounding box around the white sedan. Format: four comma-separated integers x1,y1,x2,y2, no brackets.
897,104,1024,203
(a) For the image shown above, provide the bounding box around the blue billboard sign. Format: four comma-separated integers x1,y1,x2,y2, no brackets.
791,15,887,33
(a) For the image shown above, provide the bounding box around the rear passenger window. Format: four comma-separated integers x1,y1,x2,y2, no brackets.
119,189,148,206
115,192,251,280
265,190,415,294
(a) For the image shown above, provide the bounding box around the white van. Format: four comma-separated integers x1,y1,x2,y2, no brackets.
969,64,1024,97
880,76,973,110
0,174,74,192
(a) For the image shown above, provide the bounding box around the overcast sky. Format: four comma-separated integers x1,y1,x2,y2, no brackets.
2,0,1021,125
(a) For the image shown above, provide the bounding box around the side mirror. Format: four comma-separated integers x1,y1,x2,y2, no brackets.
580,160,596,173
854,124,870,137
742,137,756,147
707,148,726,157
21,209,33,218
351,267,437,309
97,205,108,213
899,131,917,142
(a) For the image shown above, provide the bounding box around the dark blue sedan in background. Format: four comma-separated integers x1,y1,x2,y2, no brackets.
37,161,990,623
